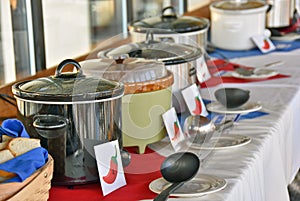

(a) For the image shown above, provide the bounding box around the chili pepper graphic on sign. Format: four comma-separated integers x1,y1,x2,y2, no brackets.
102,146,118,184
171,121,180,141
192,96,202,115
262,39,270,50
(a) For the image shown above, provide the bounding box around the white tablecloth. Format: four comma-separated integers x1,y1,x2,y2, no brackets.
148,49,300,201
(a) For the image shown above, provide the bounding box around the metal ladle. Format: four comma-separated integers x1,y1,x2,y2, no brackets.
183,115,234,145
233,60,283,76
153,152,200,201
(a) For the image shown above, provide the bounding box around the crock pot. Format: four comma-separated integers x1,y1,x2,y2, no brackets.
97,32,203,113
12,59,124,185
129,6,210,50
266,0,292,28
210,0,269,50
80,57,173,154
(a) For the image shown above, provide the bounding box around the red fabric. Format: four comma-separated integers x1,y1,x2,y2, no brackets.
199,59,290,88
48,147,165,201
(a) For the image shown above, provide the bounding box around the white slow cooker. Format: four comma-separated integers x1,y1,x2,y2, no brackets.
210,0,269,51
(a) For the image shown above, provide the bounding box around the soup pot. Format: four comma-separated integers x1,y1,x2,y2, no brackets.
80,57,173,154
97,32,203,113
210,0,269,50
129,6,210,50
12,59,124,185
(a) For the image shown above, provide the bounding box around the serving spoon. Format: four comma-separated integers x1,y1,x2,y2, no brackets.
233,60,283,76
153,152,200,201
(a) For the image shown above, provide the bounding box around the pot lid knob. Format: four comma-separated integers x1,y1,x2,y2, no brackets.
161,6,178,19
112,54,129,64
54,59,83,78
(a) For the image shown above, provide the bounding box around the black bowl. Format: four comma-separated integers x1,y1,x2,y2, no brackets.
214,88,250,108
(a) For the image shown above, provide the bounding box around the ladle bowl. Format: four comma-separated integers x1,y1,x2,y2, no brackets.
154,152,200,201
183,115,234,145
215,87,250,108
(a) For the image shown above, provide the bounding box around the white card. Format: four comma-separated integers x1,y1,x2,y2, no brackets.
196,56,211,83
94,140,126,196
181,84,208,116
251,35,276,53
162,107,185,151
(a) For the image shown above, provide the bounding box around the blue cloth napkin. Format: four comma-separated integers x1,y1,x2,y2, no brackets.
0,147,48,182
0,119,48,183
209,40,300,60
1,119,30,138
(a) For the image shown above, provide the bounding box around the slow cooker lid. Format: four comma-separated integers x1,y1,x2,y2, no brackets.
12,59,124,102
80,57,168,83
212,0,266,10
97,33,202,65
130,6,209,33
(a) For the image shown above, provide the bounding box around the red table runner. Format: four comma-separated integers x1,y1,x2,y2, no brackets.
199,59,290,88
49,147,165,201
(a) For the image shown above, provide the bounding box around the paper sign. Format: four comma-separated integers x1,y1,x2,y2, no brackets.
94,140,126,196
251,35,276,53
181,84,208,116
162,107,185,150
196,56,211,83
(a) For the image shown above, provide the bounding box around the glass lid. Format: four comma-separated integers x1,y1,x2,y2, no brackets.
130,6,209,33
97,32,202,65
80,56,168,83
12,59,124,102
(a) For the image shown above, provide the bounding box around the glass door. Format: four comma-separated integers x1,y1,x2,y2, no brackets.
0,0,45,86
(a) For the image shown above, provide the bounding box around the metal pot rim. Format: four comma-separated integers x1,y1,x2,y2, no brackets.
97,33,203,65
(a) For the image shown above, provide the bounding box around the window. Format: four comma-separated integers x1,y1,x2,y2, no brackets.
0,0,188,86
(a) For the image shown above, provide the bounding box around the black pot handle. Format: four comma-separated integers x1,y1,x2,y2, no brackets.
33,114,67,130
161,6,177,19
54,59,83,78
266,4,272,13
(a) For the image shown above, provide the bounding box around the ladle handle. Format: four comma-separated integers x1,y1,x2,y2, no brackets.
153,182,183,201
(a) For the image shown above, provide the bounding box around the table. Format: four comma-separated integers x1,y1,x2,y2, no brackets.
0,4,298,197
46,47,300,201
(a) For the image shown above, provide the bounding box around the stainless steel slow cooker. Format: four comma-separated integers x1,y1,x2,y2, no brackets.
80,57,173,154
97,32,203,113
12,59,124,185
129,6,210,50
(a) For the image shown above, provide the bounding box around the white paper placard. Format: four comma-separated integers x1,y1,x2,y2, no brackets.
196,56,211,83
251,35,276,53
162,107,185,151
181,84,208,116
94,140,126,196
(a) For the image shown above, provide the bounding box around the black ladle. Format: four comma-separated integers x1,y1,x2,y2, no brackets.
153,152,200,201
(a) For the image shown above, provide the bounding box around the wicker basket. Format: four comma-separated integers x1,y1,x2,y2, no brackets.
0,155,54,201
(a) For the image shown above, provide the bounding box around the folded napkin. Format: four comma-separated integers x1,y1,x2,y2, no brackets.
0,119,48,183
199,59,290,88
0,147,48,182
1,119,30,138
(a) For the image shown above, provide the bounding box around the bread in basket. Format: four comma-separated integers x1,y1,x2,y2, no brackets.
0,136,54,201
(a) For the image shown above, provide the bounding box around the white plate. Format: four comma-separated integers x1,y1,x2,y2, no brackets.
149,174,227,198
191,134,251,150
206,102,262,114
231,69,279,80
